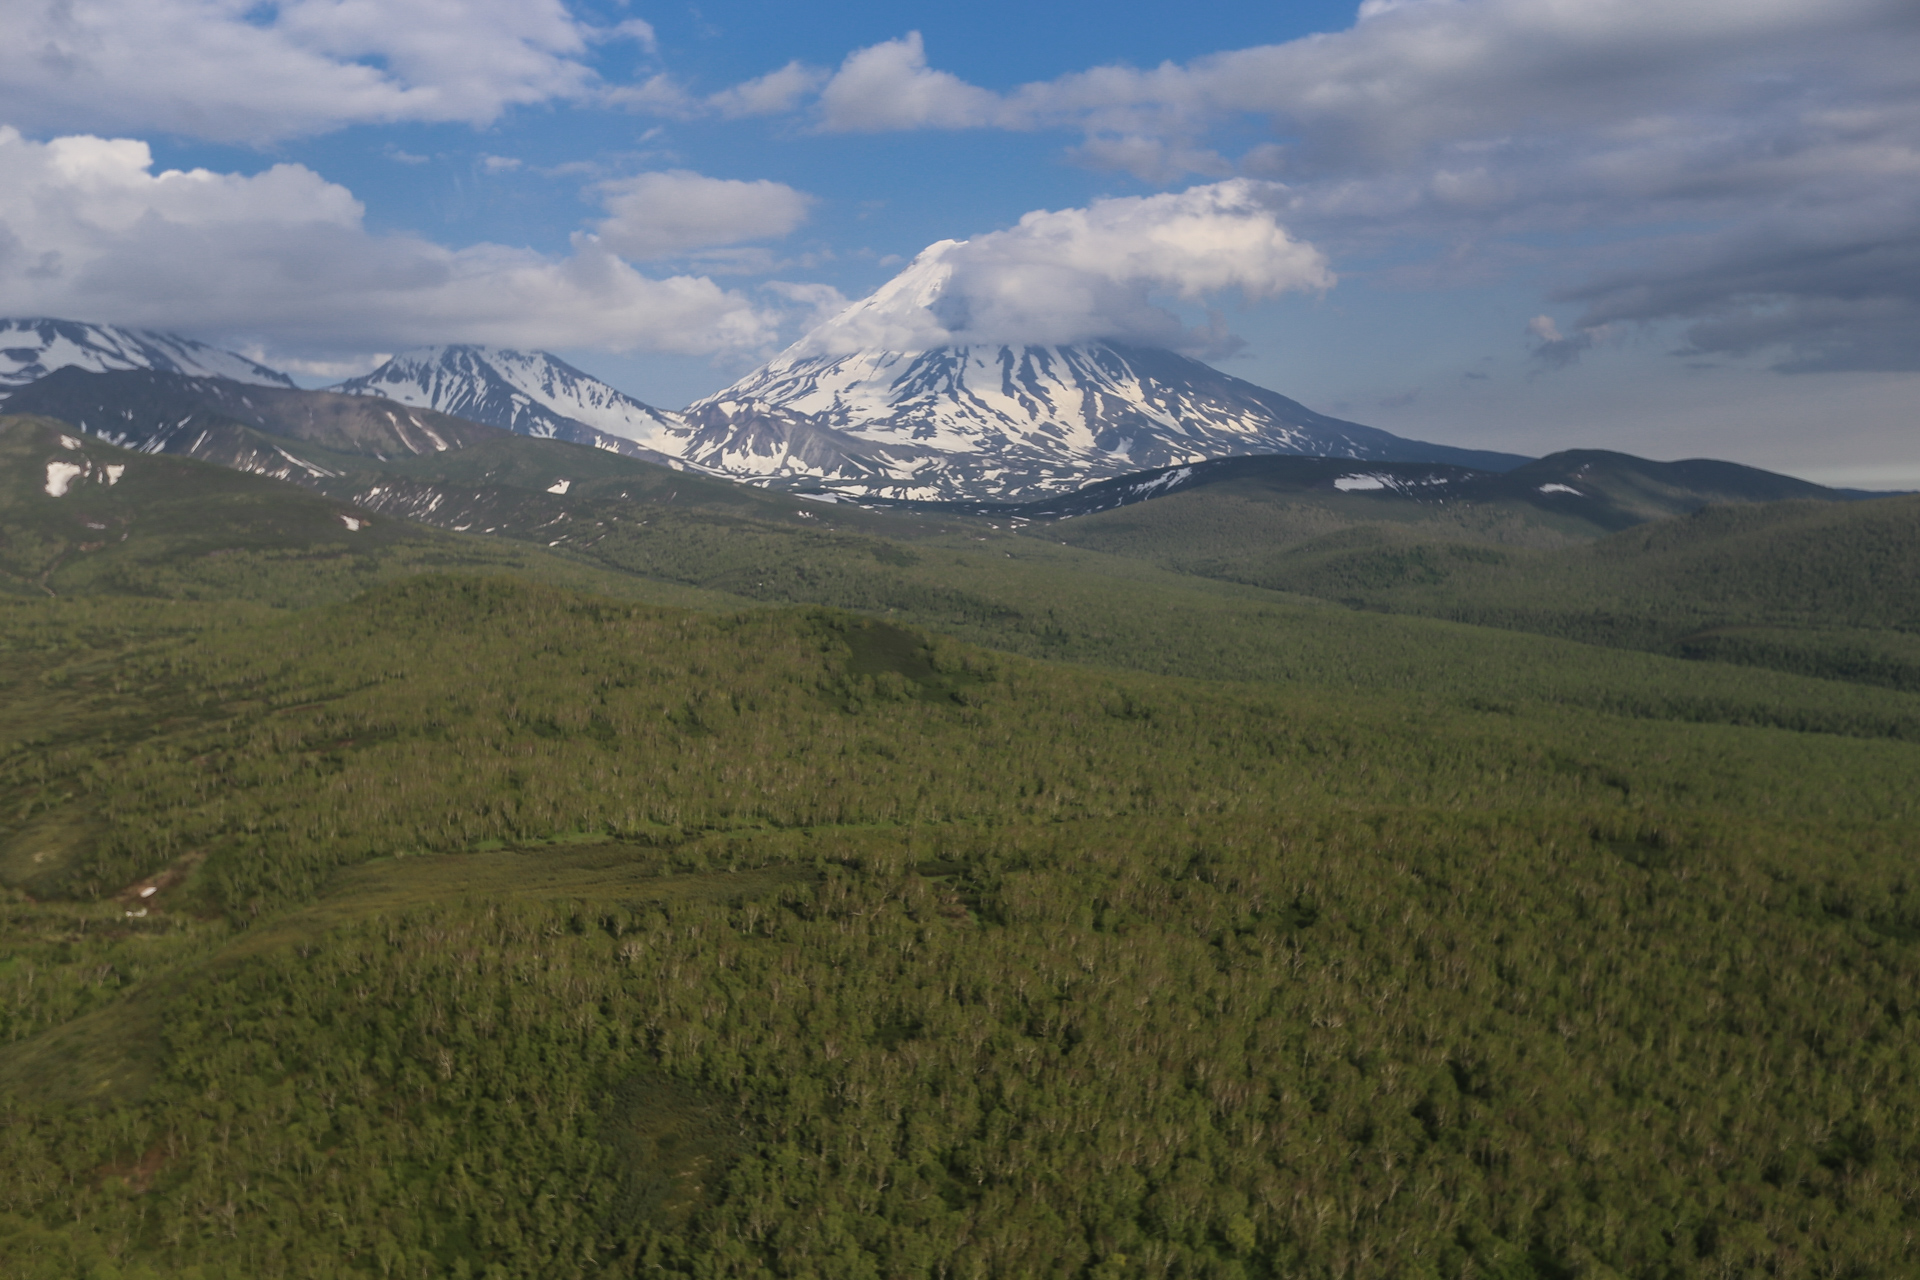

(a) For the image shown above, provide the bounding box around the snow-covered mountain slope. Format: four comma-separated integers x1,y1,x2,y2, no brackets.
690,342,1527,501
0,317,294,390
332,346,714,472
683,249,1526,502
6,367,506,469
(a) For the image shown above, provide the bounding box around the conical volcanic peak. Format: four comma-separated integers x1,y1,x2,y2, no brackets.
679,250,1522,500
779,241,966,360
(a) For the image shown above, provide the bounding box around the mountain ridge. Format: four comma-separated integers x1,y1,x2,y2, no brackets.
331,345,718,472
308,245,1532,501
8,368,1861,560
0,317,294,390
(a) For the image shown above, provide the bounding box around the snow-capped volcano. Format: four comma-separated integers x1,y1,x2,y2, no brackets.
332,345,711,471
682,247,1525,501
0,318,294,390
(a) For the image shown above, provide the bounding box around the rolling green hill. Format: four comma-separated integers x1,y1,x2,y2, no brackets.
4,366,508,459
0,415,746,610
932,447,1848,533
18,369,1904,699
1024,449,1916,689
0,368,961,543
1101,487,1920,690
9,412,1919,735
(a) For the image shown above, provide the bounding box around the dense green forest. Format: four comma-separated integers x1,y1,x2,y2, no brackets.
3,414,1919,1277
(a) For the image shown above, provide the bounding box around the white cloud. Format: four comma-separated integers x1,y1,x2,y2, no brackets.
798,3,1920,373
602,18,658,55
761,281,852,330
793,180,1332,355
592,171,814,261
1069,135,1230,185
998,0,1911,167
817,32,1004,132
709,62,830,119
602,73,699,117
1,0,605,143
0,128,780,359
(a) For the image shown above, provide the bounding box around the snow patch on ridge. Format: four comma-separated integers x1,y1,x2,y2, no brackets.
44,460,85,496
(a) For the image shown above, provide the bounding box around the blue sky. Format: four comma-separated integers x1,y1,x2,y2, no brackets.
3,0,1917,483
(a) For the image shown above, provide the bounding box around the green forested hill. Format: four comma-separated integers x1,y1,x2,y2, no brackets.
1038,452,1920,689
982,446,1846,532
0,415,751,610
3,414,1920,1278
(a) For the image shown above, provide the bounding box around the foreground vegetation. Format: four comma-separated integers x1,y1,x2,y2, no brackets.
4,415,1918,1277
3,577,1918,1278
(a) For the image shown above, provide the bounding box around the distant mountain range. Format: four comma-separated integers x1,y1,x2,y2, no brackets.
4,363,1862,551
4,300,1884,516
0,282,1527,501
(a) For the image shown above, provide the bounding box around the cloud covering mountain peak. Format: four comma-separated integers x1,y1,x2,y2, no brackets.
787,180,1332,358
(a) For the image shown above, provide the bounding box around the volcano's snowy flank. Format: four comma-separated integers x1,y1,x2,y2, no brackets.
0,318,294,390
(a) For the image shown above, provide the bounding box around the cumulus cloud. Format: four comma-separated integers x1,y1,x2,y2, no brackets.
794,2,1920,374
0,128,779,360
792,180,1332,356
602,18,658,55
592,171,814,261
601,73,699,118
817,33,1004,132
709,62,831,119
760,281,854,331
1,0,606,143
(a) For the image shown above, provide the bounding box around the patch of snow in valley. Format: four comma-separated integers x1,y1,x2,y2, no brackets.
1537,483,1581,495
